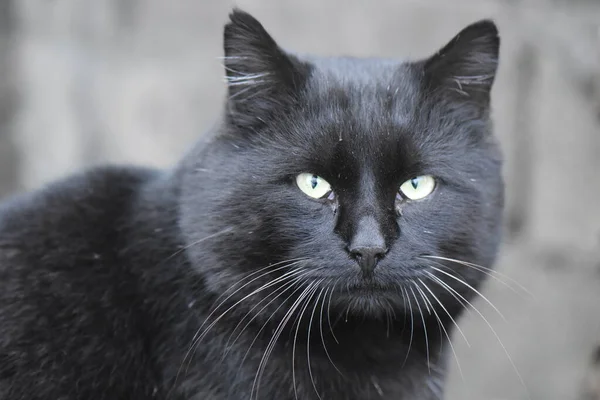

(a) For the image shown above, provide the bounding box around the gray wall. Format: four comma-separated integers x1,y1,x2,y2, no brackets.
1,0,599,399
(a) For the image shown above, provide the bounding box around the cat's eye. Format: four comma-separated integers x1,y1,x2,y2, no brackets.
399,175,436,200
296,173,332,199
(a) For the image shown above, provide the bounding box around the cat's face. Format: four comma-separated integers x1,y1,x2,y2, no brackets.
179,10,503,319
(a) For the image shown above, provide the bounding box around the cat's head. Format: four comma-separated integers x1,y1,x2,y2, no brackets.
179,9,504,319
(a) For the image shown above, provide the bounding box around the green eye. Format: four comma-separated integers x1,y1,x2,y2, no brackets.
296,173,332,199
399,175,436,200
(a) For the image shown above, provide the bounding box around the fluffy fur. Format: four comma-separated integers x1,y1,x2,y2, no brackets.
0,10,503,400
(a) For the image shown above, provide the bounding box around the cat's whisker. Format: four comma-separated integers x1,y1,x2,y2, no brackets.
195,269,301,346
234,277,313,391
326,278,340,344
425,271,530,397
426,376,445,400
428,265,506,322
194,266,307,345
414,284,443,362
224,272,312,357
253,281,320,400
164,227,234,261
415,281,464,381
320,287,345,377
252,290,307,400
417,284,432,316
384,301,391,338
225,257,308,289
419,266,473,316
193,259,308,343
223,282,288,352
409,285,430,373
306,287,325,400
401,286,415,368
422,255,533,298
414,284,443,356
209,257,308,317
417,278,470,347
181,263,308,377
423,261,475,315
291,282,321,400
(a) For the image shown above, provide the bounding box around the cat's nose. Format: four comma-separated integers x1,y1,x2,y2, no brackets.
349,245,387,273
347,215,387,273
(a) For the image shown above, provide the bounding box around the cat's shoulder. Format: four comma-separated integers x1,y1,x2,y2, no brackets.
0,165,167,399
1,165,157,227
0,165,161,263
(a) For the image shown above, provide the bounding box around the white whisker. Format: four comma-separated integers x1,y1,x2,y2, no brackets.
306,288,325,400
417,278,470,347
428,265,506,321
224,272,311,356
326,280,340,344
320,287,344,377
182,263,308,375
197,258,308,333
164,227,233,261
171,258,308,394
253,281,320,400
212,257,307,310
425,271,530,398
233,278,312,391
192,262,308,346
401,287,415,368
292,283,321,400
415,281,464,381
409,285,430,372
422,255,533,298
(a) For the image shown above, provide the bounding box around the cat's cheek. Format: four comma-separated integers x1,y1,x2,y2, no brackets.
289,191,338,217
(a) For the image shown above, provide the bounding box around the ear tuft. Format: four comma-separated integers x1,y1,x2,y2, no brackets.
423,19,500,103
224,9,278,68
222,9,310,130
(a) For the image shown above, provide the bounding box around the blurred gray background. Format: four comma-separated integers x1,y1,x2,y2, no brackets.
1,0,599,399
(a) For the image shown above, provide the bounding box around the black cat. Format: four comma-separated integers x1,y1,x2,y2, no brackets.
0,9,503,400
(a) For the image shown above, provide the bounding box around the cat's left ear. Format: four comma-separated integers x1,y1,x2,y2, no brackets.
222,9,310,130
422,20,500,105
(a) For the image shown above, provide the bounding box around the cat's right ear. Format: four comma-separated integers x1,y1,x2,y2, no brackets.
223,9,310,130
421,20,500,107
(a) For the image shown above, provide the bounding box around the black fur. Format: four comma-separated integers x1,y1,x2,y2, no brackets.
0,10,503,400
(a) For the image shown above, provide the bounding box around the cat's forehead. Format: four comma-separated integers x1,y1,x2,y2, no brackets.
301,56,423,128
292,56,424,150
308,56,405,83
273,58,431,180
305,56,420,99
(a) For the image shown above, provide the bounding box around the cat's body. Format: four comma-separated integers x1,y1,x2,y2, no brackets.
0,10,503,400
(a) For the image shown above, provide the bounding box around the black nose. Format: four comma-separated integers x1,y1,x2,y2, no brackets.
349,245,387,273
346,215,387,274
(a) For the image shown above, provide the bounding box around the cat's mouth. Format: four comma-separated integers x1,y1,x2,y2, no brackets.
345,280,391,294
346,286,388,296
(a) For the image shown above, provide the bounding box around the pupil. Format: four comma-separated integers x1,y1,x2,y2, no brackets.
311,175,319,189
411,178,419,189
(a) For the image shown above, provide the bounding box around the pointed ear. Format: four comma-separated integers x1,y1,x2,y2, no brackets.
223,9,310,130
422,20,500,105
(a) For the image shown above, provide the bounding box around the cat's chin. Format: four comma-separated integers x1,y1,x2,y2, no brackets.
340,294,400,319
330,282,407,318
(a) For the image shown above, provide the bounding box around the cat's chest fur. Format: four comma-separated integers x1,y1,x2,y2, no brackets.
167,311,445,400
